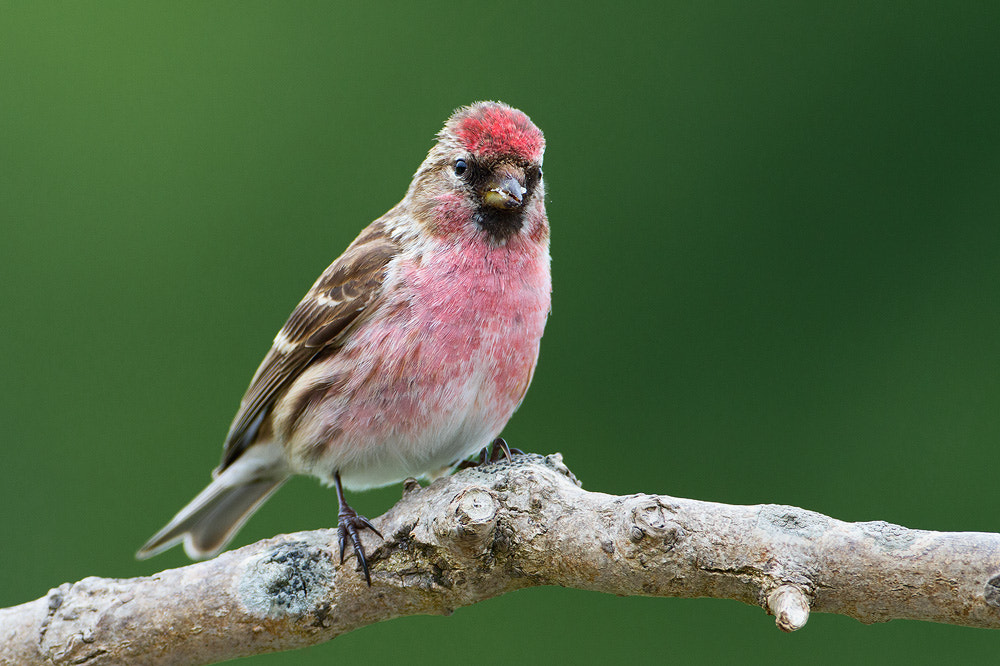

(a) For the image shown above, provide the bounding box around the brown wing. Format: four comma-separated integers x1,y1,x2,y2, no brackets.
218,220,400,471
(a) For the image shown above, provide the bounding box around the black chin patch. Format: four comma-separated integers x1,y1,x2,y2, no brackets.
474,208,524,242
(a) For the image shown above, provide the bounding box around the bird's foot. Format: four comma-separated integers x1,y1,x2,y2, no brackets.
456,437,524,469
334,471,382,585
337,504,382,586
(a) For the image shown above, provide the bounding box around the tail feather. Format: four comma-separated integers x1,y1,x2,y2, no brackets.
137,466,287,560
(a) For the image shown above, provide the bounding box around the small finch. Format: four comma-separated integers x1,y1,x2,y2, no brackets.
137,102,550,583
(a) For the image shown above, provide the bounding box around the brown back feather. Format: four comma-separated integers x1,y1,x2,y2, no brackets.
218,220,400,471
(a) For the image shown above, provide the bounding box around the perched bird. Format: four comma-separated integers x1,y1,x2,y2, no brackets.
137,102,550,583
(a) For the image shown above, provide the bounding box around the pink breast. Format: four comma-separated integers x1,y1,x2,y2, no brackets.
322,233,551,469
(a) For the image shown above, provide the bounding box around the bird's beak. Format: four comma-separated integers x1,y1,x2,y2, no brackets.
480,165,525,210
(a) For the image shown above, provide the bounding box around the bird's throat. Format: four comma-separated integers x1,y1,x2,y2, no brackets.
473,208,524,243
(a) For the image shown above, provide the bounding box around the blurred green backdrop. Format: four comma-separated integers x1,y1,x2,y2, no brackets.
2,2,1000,663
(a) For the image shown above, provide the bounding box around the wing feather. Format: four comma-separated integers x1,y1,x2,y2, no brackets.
218,221,400,471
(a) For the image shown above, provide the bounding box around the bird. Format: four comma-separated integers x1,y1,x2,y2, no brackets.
137,101,550,584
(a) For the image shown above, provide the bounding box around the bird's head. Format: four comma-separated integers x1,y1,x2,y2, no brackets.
406,101,546,244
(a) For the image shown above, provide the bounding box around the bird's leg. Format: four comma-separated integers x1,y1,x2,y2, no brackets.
334,471,382,586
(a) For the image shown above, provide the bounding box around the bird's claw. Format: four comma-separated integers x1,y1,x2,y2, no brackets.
487,436,523,462
456,437,524,469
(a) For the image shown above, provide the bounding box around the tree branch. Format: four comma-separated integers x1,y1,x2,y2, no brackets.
3,454,999,665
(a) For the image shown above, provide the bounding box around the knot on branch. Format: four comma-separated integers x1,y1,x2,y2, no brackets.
983,575,1000,608
767,584,811,632
438,487,501,555
626,497,685,550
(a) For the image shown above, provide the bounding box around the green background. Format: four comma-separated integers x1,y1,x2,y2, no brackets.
2,2,999,663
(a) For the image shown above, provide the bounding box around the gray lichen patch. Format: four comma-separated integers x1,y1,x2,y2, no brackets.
757,505,831,539
238,541,335,619
856,520,918,550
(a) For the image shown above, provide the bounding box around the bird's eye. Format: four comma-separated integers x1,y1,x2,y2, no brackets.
537,167,543,180
454,159,467,176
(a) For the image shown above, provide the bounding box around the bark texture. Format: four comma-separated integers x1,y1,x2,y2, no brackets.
2,454,999,665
